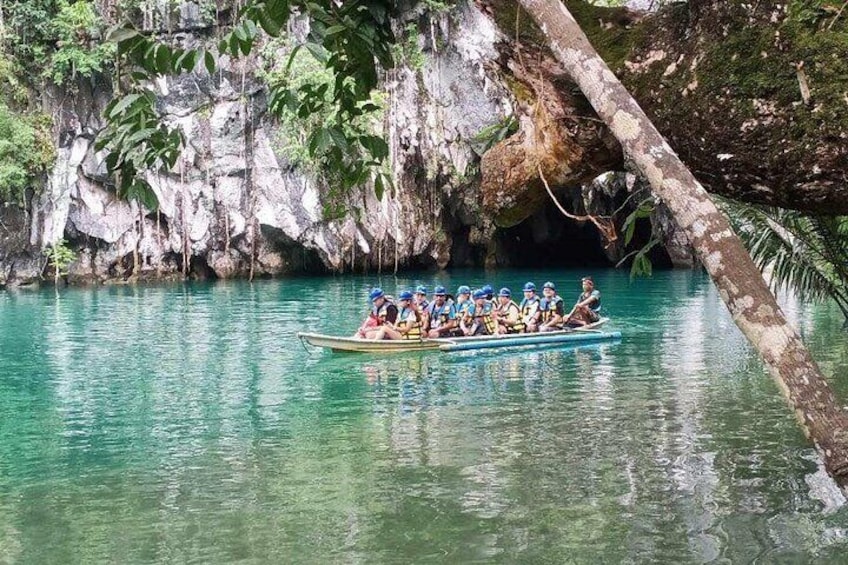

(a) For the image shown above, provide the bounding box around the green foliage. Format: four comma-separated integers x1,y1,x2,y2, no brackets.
616,197,658,279
0,103,55,205
392,23,426,70
488,0,638,71
102,1,397,211
261,36,388,197
0,51,29,105
43,239,77,284
469,115,518,155
95,88,184,210
422,0,455,13
670,0,848,139
724,202,848,324
788,0,845,27
1,0,54,71
48,0,115,85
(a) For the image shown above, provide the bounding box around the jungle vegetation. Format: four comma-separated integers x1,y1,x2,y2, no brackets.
0,0,845,321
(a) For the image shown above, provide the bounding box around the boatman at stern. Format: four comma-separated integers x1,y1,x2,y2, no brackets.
564,276,601,327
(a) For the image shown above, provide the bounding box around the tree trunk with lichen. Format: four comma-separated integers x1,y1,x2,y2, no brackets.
517,0,848,491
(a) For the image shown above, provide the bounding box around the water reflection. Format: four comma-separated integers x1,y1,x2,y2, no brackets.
1,271,847,562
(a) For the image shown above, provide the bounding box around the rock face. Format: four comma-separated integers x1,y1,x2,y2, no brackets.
0,0,691,287
620,0,848,214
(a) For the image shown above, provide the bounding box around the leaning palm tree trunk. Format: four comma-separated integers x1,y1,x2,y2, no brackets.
516,0,848,489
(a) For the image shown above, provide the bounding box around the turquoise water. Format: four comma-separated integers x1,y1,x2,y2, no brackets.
1,269,847,563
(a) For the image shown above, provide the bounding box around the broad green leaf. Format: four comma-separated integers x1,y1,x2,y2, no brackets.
327,127,349,151
258,11,282,36
305,42,328,63
155,44,172,75
374,174,384,200
106,25,140,44
107,94,142,119
325,24,347,36
204,51,216,75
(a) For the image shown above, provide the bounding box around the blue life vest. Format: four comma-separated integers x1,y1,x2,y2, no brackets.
539,296,564,323
427,301,456,329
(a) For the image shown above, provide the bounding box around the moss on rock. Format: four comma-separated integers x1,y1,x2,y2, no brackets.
620,0,848,212
487,0,641,71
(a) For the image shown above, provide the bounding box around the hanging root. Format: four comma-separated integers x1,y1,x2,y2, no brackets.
537,165,617,247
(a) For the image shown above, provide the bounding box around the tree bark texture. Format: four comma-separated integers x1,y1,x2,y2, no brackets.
517,0,848,490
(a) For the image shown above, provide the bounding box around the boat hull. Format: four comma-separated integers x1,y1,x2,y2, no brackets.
297,332,443,353
438,330,621,352
298,318,617,354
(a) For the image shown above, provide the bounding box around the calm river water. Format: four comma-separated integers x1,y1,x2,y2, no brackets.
1,269,847,563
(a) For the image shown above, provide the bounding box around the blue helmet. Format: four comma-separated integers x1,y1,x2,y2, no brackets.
472,289,486,300
543,281,556,290
433,285,447,296
498,287,511,297
369,288,385,301
523,282,536,292
457,285,471,295
398,290,414,300
415,285,428,295
482,284,494,295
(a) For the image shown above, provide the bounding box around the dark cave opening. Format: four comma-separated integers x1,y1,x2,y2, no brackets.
495,207,613,268
448,204,674,270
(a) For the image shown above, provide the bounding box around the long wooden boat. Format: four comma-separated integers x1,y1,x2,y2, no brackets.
297,332,443,353
298,318,619,354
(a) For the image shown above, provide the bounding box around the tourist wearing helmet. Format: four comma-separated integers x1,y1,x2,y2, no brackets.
538,281,565,332
372,290,423,340
425,286,459,338
481,284,495,302
413,285,430,329
520,282,541,332
454,285,473,318
355,287,398,338
460,289,497,336
494,288,525,334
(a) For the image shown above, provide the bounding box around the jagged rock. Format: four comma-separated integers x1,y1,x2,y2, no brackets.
0,0,698,286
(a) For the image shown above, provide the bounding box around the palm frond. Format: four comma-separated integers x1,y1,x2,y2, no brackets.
722,200,848,323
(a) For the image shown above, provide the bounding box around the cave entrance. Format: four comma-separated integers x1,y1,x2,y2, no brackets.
494,205,615,268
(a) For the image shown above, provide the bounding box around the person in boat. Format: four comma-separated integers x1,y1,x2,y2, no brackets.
455,285,473,318
406,285,426,330
538,281,565,332
564,276,601,327
425,285,459,338
494,287,525,334
372,290,423,340
460,289,498,336
413,285,429,311
520,282,542,333
355,288,398,338
482,284,495,302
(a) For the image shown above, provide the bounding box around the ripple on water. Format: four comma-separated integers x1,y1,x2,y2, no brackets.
0,273,847,563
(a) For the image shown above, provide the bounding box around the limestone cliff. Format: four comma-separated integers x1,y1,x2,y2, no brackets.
0,0,685,287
